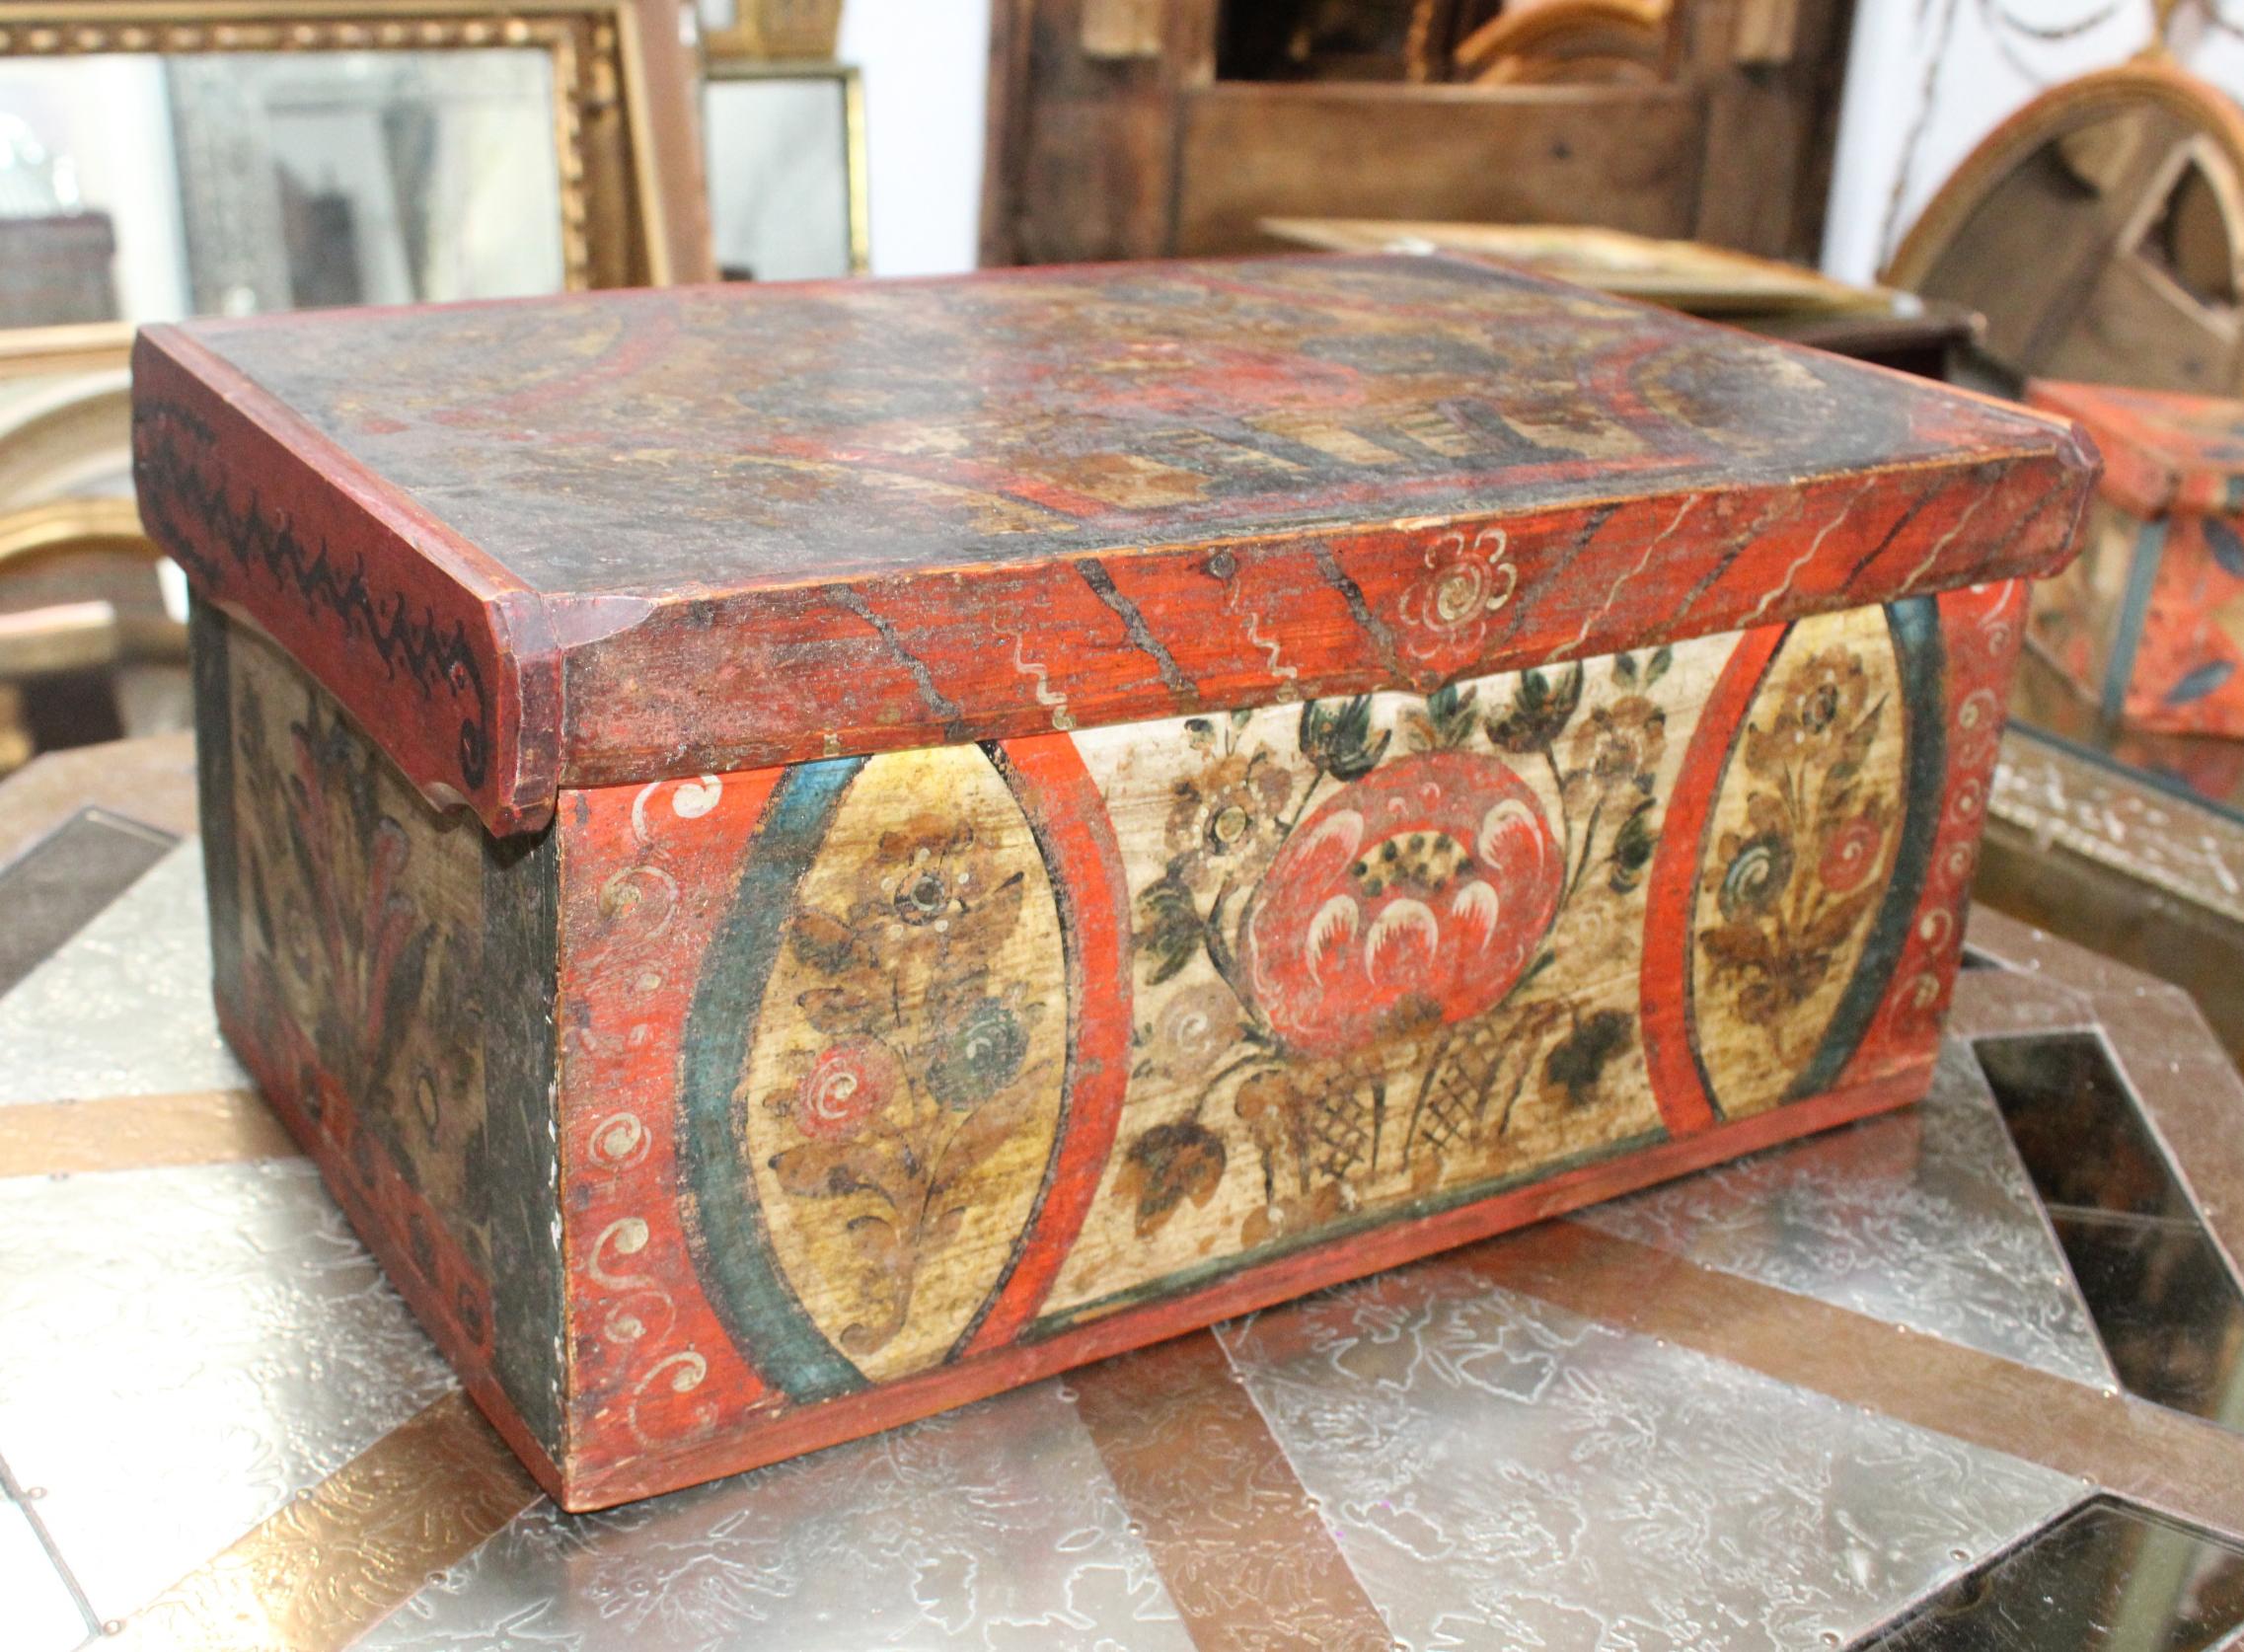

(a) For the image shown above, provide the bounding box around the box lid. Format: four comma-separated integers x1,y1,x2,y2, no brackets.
2027,379,2244,522
136,254,2097,837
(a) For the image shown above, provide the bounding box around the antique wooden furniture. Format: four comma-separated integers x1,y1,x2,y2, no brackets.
1886,60,2244,397
17,737,2244,1644
2020,378,2244,735
980,0,1858,268
136,252,2093,1509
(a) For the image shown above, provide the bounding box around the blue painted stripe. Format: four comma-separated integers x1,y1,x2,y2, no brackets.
1785,597,1946,1102
2104,518,2169,724
677,757,869,1402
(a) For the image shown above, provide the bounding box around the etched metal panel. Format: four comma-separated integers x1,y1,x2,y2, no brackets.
366,1380,1192,1651
1865,1499,2244,1650
1578,1040,2115,1388
0,1160,456,1623
0,1490,90,1652
0,807,179,999
1217,1264,2086,1651
0,843,248,1106
1979,1031,2244,1424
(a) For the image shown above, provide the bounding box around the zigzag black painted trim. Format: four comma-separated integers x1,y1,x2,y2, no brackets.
135,398,494,791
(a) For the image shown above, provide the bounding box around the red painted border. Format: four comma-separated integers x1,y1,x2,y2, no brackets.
557,770,786,1468
1838,580,2027,1089
1640,623,1787,1137
133,329,561,834
560,1057,1931,1509
964,735,1135,1353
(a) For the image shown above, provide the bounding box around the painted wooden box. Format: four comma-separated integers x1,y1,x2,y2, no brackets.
2025,379,2244,735
133,254,2095,1511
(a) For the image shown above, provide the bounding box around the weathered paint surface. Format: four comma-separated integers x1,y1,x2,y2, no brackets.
139,255,2094,832
550,583,2024,1506
164,258,2080,1511
193,608,567,1479
198,586,2030,1508
2026,380,2244,736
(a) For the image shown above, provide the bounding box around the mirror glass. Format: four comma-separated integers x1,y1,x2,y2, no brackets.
0,48,566,328
703,70,859,282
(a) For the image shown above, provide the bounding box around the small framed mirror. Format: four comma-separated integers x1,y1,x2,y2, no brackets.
702,61,866,282
0,0,702,772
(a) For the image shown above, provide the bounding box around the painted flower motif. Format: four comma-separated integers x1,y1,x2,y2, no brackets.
793,1038,902,1140
1151,983,1243,1074
1717,828,1794,921
926,997,1029,1110
1564,695,1666,793
1819,812,1886,894
1484,664,1584,754
789,813,1025,980
1164,750,1295,886
1746,648,1873,774
1397,529,1517,661
1243,751,1563,1058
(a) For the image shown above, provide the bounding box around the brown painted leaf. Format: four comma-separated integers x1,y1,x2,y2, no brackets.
796,984,884,1037
1699,921,1776,974
1118,1121,1229,1239
787,907,860,973
932,1081,1039,1194
1801,887,1878,953
768,1137,902,1206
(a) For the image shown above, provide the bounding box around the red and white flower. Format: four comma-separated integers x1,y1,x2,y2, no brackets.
1243,752,1561,1057
793,1038,902,1140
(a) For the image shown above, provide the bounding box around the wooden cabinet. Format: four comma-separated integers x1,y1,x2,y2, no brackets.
980,0,1857,266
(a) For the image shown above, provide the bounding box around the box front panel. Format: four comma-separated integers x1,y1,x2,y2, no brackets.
2029,493,2244,735
555,583,2023,1505
192,607,566,1477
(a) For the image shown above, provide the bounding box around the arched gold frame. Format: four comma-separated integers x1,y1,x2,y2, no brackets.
1887,59,2244,293
1452,0,1672,86
1883,59,2244,394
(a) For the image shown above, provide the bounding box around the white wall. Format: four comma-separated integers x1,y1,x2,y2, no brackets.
836,0,992,275
1823,2,2244,284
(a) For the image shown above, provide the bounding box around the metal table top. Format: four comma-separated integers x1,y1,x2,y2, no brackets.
4,737,2244,1652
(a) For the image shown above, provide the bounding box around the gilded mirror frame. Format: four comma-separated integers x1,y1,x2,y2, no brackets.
0,0,698,375
701,56,867,278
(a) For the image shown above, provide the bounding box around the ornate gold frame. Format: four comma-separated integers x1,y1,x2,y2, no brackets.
701,57,868,277
0,0,678,299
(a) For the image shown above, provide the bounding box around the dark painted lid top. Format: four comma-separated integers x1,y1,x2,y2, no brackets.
134,254,2097,835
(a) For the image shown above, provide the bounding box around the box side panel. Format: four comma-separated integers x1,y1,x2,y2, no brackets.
2118,511,2244,736
554,586,2020,1508
192,605,566,1486
137,329,560,837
